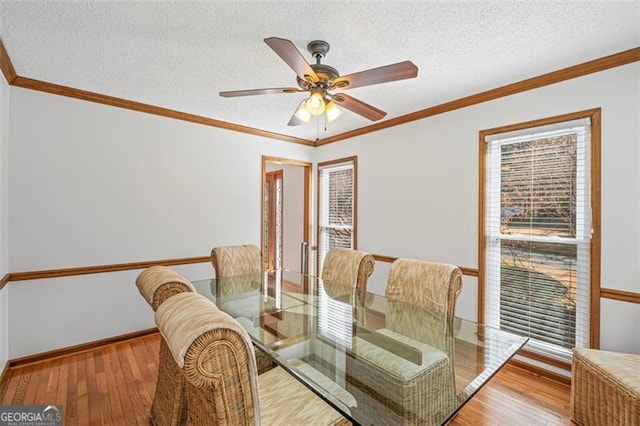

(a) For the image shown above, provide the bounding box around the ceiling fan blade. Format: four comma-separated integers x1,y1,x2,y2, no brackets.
328,93,387,121
333,61,418,90
219,87,302,97
264,37,319,84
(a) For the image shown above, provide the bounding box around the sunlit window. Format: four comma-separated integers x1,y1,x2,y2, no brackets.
481,112,599,361
317,157,357,274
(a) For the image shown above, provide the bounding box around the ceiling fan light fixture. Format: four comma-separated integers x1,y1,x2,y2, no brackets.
325,101,343,123
305,89,325,116
293,101,312,123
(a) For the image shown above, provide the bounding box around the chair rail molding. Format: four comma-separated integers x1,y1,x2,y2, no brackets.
372,254,478,277
1,254,638,309
8,256,211,282
0,274,9,291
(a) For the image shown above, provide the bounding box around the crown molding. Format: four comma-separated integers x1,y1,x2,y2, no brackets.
11,76,315,146
1,37,314,146
316,47,640,146
0,38,638,147
0,39,17,84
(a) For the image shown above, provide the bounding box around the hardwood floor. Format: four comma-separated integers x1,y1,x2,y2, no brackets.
450,364,572,425
0,333,572,425
1,335,159,425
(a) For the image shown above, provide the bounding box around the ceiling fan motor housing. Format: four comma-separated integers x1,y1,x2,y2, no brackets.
297,40,344,90
297,63,340,89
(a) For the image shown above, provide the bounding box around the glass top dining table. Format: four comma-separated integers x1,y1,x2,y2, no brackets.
191,270,527,426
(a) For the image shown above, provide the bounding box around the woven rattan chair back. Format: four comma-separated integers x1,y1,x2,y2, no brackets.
155,292,261,426
321,248,375,303
210,244,261,278
136,265,196,310
135,266,195,426
385,258,463,316
210,244,275,375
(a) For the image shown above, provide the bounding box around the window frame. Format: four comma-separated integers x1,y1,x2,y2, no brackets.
478,109,601,357
316,156,358,277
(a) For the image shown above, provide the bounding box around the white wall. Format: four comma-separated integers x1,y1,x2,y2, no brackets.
9,262,213,357
317,62,640,354
4,62,639,359
280,164,305,271
0,73,9,367
9,90,312,272
7,87,314,357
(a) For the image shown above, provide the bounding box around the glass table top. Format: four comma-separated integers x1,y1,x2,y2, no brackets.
192,270,527,426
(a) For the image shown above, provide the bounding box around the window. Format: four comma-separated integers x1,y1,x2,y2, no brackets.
480,110,600,362
317,157,357,275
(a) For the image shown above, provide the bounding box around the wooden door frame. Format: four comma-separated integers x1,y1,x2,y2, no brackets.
261,156,312,274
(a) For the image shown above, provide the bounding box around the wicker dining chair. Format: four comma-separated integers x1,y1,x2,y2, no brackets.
136,265,196,426
389,258,463,421
210,244,275,374
154,292,350,426
345,258,463,425
321,248,375,303
571,347,640,425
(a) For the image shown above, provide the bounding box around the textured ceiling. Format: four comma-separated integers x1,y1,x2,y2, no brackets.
0,1,638,141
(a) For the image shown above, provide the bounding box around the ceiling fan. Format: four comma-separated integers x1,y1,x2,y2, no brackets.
219,37,419,126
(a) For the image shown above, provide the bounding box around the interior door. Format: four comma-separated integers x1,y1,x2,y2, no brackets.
262,157,312,274
264,170,283,270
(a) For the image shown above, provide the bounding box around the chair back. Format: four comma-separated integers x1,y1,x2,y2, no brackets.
385,258,462,316
321,248,375,300
155,292,260,426
136,265,196,311
135,265,194,426
211,244,261,278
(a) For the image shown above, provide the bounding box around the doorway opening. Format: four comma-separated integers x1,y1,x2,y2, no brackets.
261,156,312,274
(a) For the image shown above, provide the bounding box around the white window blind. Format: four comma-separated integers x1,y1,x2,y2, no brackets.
318,159,356,275
484,120,592,361
318,280,354,348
